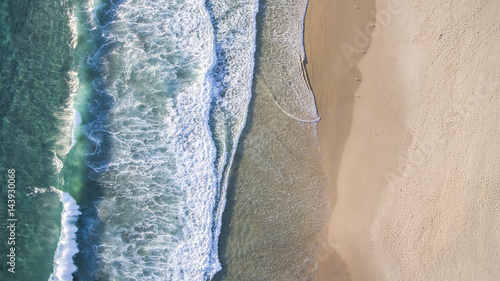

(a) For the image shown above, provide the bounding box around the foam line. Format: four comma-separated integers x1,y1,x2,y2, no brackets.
49,188,81,281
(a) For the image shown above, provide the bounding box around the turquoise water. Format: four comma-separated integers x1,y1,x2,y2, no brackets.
0,0,74,280
0,0,328,280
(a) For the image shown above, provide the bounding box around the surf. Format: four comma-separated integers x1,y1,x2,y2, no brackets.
49,188,82,281
88,0,258,279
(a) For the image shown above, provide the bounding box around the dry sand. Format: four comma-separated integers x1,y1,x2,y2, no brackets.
305,0,500,280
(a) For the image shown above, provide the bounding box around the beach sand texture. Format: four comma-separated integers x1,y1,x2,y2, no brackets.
305,0,500,280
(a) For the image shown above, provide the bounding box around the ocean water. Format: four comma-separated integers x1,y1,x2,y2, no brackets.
0,0,76,280
0,0,328,280
213,0,329,279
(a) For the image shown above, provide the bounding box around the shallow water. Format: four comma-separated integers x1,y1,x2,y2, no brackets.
213,0,330,279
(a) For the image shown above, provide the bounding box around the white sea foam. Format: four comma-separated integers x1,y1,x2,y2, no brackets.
67,5,79,50
204,0,259,272
52,151,65,175
260,0,320,122
26,187,49,197
94,0,258,279
49,188,82,281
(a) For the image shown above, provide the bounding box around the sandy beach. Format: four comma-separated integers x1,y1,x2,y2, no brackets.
305,0,500,280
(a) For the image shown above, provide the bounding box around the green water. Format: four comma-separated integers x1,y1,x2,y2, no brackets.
0,0,75,279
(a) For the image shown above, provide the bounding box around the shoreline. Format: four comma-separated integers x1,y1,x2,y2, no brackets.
304,0,378,279
305,0,500,280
